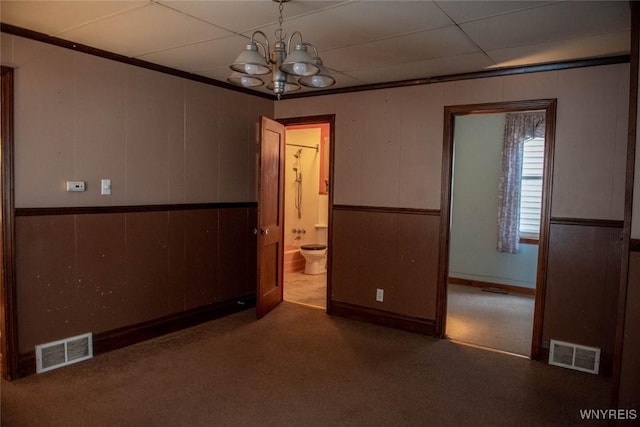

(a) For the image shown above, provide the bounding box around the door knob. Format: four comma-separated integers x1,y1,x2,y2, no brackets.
252,228,258,235
260,228,269,235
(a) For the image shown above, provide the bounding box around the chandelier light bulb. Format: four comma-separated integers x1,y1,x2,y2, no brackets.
311,75,323,87
244,63,260,75
227,71,264,88
298,56,335,88
292,62,307,75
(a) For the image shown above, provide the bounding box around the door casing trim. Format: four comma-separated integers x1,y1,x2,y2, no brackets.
436,99,557,360
277,115,335,314
1,65,18,380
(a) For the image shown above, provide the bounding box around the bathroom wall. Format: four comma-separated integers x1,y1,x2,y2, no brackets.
284,127,328,247
449,113,538,289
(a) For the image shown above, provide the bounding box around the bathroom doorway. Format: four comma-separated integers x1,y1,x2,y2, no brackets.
437,100,556,360
278,115,334,311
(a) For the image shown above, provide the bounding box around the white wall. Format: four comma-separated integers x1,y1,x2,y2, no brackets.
449,114,538,288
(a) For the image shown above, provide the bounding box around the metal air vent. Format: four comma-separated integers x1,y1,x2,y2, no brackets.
549,339,600,374
36,333,93,373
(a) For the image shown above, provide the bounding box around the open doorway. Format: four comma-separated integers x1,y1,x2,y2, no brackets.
438,100,556,360
278,116,333,310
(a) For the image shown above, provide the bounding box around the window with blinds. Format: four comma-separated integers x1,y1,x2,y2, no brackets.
520,137,544,237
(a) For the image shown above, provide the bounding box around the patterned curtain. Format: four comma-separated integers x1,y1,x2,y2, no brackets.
497,112,545,254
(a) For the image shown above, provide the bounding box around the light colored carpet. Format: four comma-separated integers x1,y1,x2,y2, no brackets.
447,284,534,356
1,302,609,426
284,271,326,309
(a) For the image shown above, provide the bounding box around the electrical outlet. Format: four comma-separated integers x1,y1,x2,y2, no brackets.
376,288,384,302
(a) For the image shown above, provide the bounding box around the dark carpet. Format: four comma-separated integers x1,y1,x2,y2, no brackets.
1,302,610,426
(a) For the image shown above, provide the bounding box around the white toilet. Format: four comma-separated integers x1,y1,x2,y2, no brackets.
300,225,327,275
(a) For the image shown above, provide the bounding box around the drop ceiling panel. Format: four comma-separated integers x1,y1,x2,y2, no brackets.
58,2,235,57
487,31,631,68
461,1,630,51
0,0,149,36
434,0,558,24
159,0,347,34
137,35,248,71
253,0,453,52
321,26,480,71
347,52,495,84
0,0,632,96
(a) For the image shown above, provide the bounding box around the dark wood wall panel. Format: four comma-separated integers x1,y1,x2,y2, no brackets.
331,210,362,304
15,207,256,354
218,208,253,301
125,212,172,325
543,223,621,372
183,210,219,310
395,214,439,319
331,209,439,320
168,211,187,312
16,215,77,353
618,252,640,407
357,212,398,309
76,213,127,334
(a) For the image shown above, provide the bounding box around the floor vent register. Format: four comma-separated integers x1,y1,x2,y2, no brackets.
35,332,93,373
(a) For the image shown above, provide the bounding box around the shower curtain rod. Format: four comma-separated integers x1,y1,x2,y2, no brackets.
286,143,318,152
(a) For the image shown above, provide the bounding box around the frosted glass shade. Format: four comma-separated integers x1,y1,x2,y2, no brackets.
230,43,270,75
227,72,264,87
280,45,319,76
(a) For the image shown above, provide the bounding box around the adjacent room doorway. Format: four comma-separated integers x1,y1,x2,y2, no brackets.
438,100,557,360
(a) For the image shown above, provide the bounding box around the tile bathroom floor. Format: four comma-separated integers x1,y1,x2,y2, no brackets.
283,271,326,309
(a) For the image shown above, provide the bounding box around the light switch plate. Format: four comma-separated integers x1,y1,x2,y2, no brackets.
101,179,111,195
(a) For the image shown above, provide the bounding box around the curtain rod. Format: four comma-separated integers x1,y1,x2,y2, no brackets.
286,143,318,152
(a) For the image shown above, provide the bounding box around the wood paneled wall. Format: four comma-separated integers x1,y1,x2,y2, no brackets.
543,221,622,374
15,206,257,354
331,207,439,321
618,251,640,406
330,207,624,375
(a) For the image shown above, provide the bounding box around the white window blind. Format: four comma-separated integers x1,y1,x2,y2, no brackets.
520,137,544,235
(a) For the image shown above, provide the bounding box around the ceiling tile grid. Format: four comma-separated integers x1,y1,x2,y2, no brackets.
0,0,631,96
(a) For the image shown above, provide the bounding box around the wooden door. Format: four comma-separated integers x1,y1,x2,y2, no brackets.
256,117,285,318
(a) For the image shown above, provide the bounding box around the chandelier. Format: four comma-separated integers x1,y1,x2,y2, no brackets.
227,0,335,99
